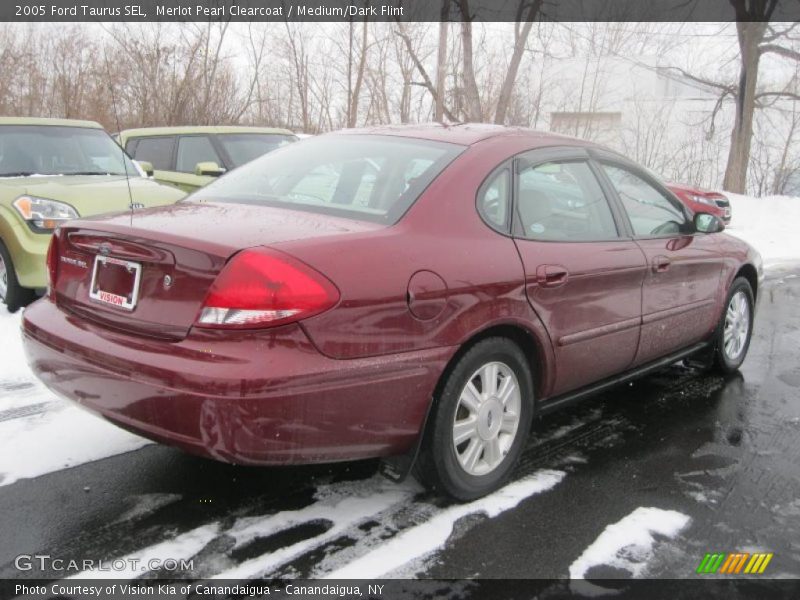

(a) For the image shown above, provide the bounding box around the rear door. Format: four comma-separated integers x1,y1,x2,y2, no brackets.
511,147,647,397
594,154,724,365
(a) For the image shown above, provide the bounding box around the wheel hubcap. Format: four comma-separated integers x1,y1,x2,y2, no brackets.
723,290,750,361
452,361,521,477
0,253,7,301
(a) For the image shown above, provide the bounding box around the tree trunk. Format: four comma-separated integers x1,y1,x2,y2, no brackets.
348,20,369,128
435,19,448,122
722,21,767,193
494,0,542,124
457,0,482,122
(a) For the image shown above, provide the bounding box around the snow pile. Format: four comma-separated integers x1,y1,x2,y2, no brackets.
0,403,152,487
569,507,690,580
324,470,566,578
0,312,35,398
0,310,151,486
725,193,800,268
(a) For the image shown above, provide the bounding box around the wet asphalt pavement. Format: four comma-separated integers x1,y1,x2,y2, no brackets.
1,266,799,588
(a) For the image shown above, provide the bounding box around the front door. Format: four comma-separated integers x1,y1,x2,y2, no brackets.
596,160,724,365
512,149,648,397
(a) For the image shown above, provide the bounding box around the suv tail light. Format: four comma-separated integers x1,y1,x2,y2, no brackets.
195,248,340,329
45,235,59,300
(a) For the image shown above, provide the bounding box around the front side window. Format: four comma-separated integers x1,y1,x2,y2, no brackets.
130,136,174,171
195,135,464,224
217,133,297,167
515,160,619,241
176,136,222,173
601,164,690,237
0,125,139,177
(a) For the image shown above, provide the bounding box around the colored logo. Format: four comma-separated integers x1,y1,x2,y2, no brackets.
697,552,773,575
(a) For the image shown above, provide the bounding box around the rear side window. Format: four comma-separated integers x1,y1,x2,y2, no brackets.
516,160,619,241
197,135,464,224
477,168,511,232
129,136,174,171
600,164,689,237
217,133,296,167
176,136,222,173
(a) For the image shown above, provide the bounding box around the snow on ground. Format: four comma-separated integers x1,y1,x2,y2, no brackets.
51,470,565,581
323,470,566,579
725,193,800,268
70,522,220,580
0,311,151,486
214,476,416,579
569,507,690,582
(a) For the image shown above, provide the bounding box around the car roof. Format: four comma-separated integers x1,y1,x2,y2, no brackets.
0,117,103,129
119,126,296,139
331,122,594,148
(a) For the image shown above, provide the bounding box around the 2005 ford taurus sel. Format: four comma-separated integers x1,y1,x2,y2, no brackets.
22,124,762,500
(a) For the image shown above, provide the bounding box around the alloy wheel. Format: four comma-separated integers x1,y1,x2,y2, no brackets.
452,361,521,476
723,290,750,361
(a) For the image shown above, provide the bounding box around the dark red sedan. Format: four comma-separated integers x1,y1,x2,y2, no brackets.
22,125,762,500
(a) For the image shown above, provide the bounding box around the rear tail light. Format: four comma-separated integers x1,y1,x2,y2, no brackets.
195,248,340,329
45,235,59,300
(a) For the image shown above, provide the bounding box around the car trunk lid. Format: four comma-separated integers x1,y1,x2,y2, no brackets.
52,201,381,340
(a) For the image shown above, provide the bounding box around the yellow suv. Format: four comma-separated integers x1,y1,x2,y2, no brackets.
119,126,298,193
0,118,185,312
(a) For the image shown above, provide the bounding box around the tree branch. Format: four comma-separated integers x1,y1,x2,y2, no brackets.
759,43,800,62
660,65,737,95
755,91,800,102
395,21,459,122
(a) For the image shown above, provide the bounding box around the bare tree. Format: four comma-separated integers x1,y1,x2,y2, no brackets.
494,0,543,124
435,15,449,122
346,19,370,128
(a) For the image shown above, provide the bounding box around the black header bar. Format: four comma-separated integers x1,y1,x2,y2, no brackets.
5,0,800,23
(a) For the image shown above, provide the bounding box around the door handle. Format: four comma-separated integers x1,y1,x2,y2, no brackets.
536,264,569,288
652,256,671,273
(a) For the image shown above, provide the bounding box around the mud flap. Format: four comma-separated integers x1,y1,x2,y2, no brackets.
379,396,434,483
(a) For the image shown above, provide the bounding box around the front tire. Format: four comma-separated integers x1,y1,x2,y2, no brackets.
713,277,755,374
416,337,534,501
0,240,35,313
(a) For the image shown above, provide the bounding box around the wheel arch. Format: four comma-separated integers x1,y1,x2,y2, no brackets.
735,263,759,302
431,322,549,417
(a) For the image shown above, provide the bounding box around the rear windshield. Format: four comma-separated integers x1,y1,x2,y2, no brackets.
0,125,139,177
217,133,297,167
192,135,464,224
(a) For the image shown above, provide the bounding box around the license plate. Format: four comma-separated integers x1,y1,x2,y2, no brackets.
725,208,731,217
89,255,142,311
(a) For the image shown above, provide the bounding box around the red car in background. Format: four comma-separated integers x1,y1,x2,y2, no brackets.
22,125,761,500
666,182,732,224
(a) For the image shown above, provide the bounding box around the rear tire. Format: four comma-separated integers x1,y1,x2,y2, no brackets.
0,240,36,313
415,337,534,501
713,277,754,374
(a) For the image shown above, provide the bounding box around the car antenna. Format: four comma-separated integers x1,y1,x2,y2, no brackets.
104,51,135,225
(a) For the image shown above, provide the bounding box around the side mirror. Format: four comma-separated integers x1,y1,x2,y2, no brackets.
694,212,724,233
135,160,154,177
195,161,225,177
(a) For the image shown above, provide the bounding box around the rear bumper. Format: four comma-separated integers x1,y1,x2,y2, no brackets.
22,299,454,464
